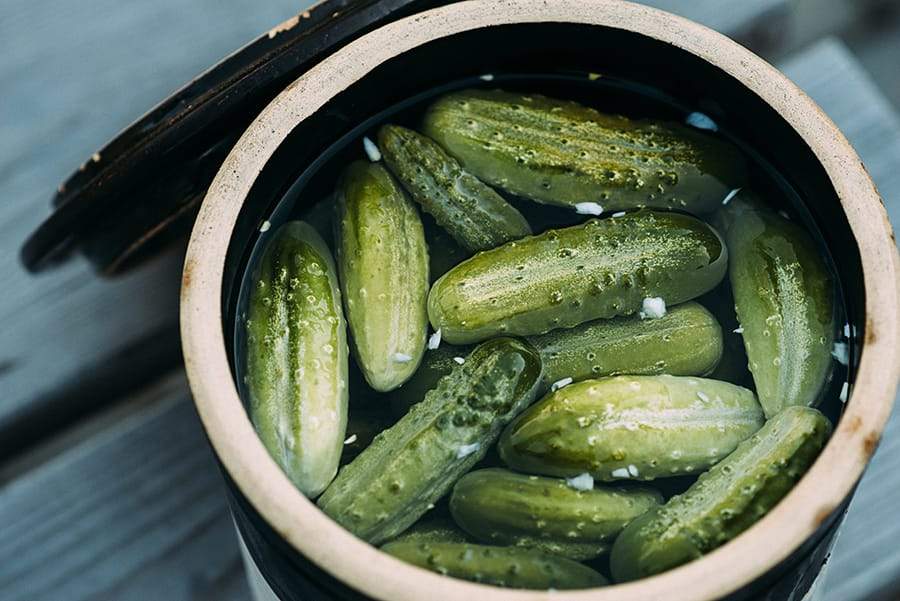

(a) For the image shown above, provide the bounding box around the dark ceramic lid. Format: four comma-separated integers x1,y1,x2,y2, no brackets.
21,0,447,275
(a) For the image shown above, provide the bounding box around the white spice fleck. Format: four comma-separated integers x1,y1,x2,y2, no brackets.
456,443,480,458
565,473,594,491
479,73,495,81
551,377,574,392
392,352,413,363
685,111,718,131
363,136,381,162
259,220,271,233
839,381,849,403
344,434,358,445
453,356,466,365
611,211,627,218
832,342,849,365
721,188,742,205
427,329,442,350
639,297,667,319
611,467,631,479
574,202,604,216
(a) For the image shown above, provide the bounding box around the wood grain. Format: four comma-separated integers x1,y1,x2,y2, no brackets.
0,371,249,601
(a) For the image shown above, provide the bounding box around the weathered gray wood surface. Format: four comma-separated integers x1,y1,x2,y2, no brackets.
0,373,248,601
1,2,897,601
0,0,302,456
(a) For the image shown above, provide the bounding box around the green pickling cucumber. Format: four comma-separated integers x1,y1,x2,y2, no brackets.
429,210,727,344
379,124,532,252
610,406,832,582
531,301,723,387
450,468,661,560
317,338,542,544
391,301,723,416
390,515,470,545
381,541,608,590
334,161,430,392
245,221,348,498
423,89,744,213
499,375,764,481
716,194,835,417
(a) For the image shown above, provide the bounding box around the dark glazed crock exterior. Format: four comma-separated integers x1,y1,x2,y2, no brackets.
181,2,900,601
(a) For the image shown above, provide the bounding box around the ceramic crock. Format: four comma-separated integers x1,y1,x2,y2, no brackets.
180,1,900,600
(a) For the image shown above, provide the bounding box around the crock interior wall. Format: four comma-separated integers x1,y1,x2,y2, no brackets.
222,21,864,410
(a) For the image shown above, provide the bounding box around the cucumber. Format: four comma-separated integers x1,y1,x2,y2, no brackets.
429,210,727,344
531,300,723,387
391,301,723,416
423,89,745,213
244,221,348,498
381,541,608,590
716,194,835,417
610,406,831,582
378,124,532,252
449,468,661,560
334,161,430,392
317,338,542,544
499,375,764,481
390,515,470,545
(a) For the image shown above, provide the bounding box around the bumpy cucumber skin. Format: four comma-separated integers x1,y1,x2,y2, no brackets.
391,301,723,416
391,515,470,545
317,338,542,544
531,301,723,387
717,195,835,418
429,210,727,344
450,468,661,560
610,406,831,582
382,541,608,590
423,89,744,213
499,375,764,481
335,161,430,392
245,221,348,498
378,124,532,252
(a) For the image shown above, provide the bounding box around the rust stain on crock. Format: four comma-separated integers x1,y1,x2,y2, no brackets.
863,431,881,459
182,257,194,291
865,318,877,344
812,506,835,528
846,415,863,433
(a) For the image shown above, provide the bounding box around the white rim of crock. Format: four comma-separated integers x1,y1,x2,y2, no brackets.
181,1,900,600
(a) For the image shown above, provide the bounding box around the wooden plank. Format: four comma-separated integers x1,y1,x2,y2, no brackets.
0,371,249,601
0,0,306,456
777,38,900,601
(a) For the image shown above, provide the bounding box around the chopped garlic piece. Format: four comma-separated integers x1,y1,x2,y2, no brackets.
453,356,465,365
611,467,631,479
627,464,640,477
456,442,480,458
574,202,604,216
565,473,594,491
551,377,574,392
685,111,718,131
639,297,667,319
721,188,741,205
611,211,627,218
259,220,271,233
479,73,495,81
733,326,744,334
344,434,358,445
427,329,442,350
363,136,381,162
839,381,849,403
